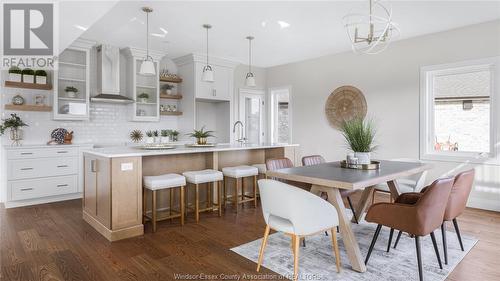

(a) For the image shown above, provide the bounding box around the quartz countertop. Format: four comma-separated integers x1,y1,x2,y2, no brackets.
83,143,298,158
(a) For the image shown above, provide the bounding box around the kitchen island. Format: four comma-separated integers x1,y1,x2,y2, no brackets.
82,143,298,241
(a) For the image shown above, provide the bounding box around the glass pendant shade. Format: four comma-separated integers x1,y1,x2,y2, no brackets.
202,65,214,82
245,72,256,87
139,57,156,76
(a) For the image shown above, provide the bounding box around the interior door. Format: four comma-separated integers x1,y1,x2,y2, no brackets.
239,90,264,144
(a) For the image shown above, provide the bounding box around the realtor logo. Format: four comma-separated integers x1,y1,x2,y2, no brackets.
3,3,53,56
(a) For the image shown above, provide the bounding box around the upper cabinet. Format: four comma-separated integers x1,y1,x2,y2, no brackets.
54,39,94,120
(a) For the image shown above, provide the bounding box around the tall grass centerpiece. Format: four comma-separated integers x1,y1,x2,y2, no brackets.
340,117,376,164
188,126,214,145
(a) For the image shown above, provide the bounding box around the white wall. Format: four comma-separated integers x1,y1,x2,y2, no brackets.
266,20,500,211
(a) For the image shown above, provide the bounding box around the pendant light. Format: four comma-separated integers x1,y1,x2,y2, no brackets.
202,24,214,82
139,7,156,76
245,36,256,87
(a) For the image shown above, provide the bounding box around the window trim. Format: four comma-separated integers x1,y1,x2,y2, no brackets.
419,57,500,164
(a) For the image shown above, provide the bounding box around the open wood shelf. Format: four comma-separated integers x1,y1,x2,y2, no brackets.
5,104,52,112
5,81,52,90
160,111,182,116
160,94,182,100
160,77,183,83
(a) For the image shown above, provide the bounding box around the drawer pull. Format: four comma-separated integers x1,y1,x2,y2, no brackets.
20,167,34,171
57,151,68,154
57,165,69,168
20,152,33,155
20,187,34,191
57,184,69,187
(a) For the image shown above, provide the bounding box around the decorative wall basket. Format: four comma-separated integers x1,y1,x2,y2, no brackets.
325,86,367,129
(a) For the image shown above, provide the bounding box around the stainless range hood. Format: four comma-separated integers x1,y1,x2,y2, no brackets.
91,45,134,104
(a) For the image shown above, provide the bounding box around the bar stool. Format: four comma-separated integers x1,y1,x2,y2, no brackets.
143,174,186,232
222,165,258,213
252,164,267,179
182,169,223,222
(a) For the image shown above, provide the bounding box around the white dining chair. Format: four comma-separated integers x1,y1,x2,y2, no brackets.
256,179,341,280
373,158,428,202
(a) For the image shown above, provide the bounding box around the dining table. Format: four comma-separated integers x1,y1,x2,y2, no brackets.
265,160,433,273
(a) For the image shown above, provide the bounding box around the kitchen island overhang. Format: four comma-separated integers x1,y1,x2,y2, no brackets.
82,143,298,241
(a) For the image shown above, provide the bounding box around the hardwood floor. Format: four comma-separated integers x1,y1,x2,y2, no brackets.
1,196,499,281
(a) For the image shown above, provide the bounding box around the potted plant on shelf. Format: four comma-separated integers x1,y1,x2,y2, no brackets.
65,86,78,98
340,117,376,165
22,68,35,83
160,130,171,143
0,113,28,146
129,130,143,143
170,130,179,142
145,130,154,144
138,93,149,103
8,66,22,82
161,84,175,95
35,70,48,84
188,126,214,145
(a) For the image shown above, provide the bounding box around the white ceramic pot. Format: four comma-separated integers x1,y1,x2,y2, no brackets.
166,89,172,95
139,98,148,103
145,137,155,144
23,74,34,83
9,73,22,82
36,76,47,84
160,136,170,143
354,152,371,165
66,91,77,98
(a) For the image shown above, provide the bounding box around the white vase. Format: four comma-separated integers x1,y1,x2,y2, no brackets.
9,73,22,82
145,137,155,144
160,136,170,143
23,74,34,83
166,89,172,95
36,76,47,84
354,152,371,165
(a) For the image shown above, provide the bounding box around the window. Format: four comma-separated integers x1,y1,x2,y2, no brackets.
269,87,292,143
420,57,499,162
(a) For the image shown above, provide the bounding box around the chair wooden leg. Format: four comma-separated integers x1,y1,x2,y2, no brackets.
170,188,173,222
256,225,270,272
331,228,341,273
387,228,394,252
195,184,200,222
152,190,157,232
415,236,423,281
218,181,222,217
293,234,300,281
241,177,245,206
365,224,382,265
430,231,443,269
223,177,227,209
207,182,212,209
185,184,189,218
394,230,403,248
253,175,257,208
234,178,239,213
441,222,448,265
180,186,185,225
452,218,464,251
142,187,147,224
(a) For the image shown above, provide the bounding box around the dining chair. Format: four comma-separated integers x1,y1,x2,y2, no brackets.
256,179,341,280
372,158,428,203
393,169,475,265
364,177,454,281
301,155,360,223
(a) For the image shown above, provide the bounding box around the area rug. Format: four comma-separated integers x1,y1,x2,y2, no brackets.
231,220,477,281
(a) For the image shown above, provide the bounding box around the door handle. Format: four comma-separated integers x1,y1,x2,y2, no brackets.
20,152,33,155
20,167,34,171
57,165,69,168
20,187,34,191
57,184,69,187
57,151,68,154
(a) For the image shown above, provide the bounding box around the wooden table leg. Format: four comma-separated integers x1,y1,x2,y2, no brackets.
351,186,375,223
387,180,401,200
311,184,367,273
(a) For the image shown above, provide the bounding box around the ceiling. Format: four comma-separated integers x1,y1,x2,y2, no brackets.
75,1,500,67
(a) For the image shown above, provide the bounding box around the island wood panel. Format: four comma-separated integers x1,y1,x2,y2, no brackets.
83,157,97,216
111,157,142,230
96,157,111,228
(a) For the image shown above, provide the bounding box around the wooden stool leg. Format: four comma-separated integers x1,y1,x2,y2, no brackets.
253,175,257,208
223,177,227,209
152,190,157,232
185,184,189,218
195,184,200,222
235,178,239,213
208,182,212,209
180,186,185,225
241,177,246,203
170,188,173,222
142,187,147,224
218,181,222,217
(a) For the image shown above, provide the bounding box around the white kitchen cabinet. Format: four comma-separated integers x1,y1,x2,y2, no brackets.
3,144,93,208
194,63,232,101
54,39,95,120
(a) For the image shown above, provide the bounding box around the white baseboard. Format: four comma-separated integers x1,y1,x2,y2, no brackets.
4,193,82,209
467,197,500,212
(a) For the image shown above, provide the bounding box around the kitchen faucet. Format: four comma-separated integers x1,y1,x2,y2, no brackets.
233,121,246,143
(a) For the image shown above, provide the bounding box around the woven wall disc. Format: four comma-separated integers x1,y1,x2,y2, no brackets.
325,86,367,129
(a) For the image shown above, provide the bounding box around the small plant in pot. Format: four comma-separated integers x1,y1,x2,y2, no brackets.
0,113,28,146
188,126,214,145
8,66,22,82
161,84,175,95
145,130,155,144
35,70,48,84
22,68,35,83
340,117,376,165
65,86,78,98
160,130,171,143
152,130,159,143
138,93,149,103
170,130,179,142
